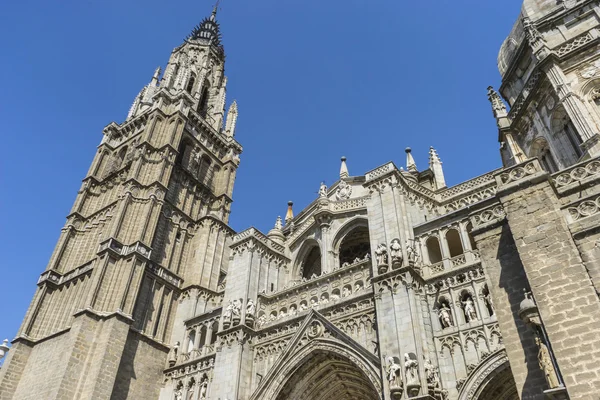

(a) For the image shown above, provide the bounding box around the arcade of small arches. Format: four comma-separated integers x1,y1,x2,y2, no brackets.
418,221,478,276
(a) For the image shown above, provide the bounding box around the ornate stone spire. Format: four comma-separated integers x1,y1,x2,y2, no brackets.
225,100,238,137
522,17,545,48
487,86,507,119
405,147,418,173
275,216,283,230
151,67,161,85
340,156,349,179
285,201,294,225
187,3,224,57
429,147,446,189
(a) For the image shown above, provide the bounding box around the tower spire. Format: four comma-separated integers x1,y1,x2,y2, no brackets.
405,147,417,173
285,201,294,225
340,156,349,179
211,0,221,20
429,146,446,189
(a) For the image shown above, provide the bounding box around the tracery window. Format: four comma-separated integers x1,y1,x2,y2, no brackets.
338,226,371,266
301,247,321,279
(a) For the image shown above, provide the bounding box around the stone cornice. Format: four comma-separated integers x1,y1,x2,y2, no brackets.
372,265,425,294
494,158,548,196
469,202,506,235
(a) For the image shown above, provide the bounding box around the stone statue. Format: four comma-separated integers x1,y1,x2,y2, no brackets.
484,292,494,316
438,304,453,328
342,286,351,298
390,239,403,267
536,336,560,389
199,379,208,399
300,302,308,311
319,182,327,197
331,293,340,301
168,341,180,367
463,297,477,322
386,356,403,389
375,243,388,266
424,358,440,389
223,301,233,326
289,305,297,316
354,283,362,292
406,240,418,265
320,294,329,304
404,353,419,384
174,387,183,400
310,298,318,308
232,299,242,319
256,314,266,328
246,299,256,318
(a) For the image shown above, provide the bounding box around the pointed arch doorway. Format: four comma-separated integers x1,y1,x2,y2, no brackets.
274,349,380,400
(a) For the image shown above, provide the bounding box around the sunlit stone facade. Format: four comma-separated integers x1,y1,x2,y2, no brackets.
3,1,600,399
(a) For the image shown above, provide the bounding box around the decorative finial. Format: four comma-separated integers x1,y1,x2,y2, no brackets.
405,147,417,172
429,147,446,189
275,216,283,230
285,201,294,224
340,156,349,179
211,0,221,19
225,100,238,137
522,17,545,48
487,86,507,119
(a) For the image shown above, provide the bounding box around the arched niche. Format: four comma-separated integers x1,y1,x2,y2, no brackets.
530,136,558,173
550,105,583,163
446,229,464,257
426,236,443,264
295,240,322,280
332,217,371,267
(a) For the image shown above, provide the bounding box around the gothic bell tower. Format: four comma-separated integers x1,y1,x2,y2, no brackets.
0,6,241,400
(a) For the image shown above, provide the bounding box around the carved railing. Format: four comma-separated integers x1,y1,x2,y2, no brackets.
256,259,372,329
555,30,595,57
332,196,368,211
38,260,94,286
552,157,600,192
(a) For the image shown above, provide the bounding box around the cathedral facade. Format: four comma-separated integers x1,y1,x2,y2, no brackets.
3,1,600,399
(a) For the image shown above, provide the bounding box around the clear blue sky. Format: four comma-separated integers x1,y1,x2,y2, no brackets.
0,0,522,341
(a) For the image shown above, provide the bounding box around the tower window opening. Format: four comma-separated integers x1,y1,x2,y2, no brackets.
199,80,210,116
301,247,322,280
426,236,443,264
446,229,464,258
186,72,196,94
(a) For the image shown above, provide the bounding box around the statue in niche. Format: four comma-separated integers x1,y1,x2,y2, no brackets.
246,299,256,318
354,283,363,293
390,239,403,268
199,378,208,400
256,314,266,328
168,341,180,367
278,309,286,319
319,182,327,197
536,335,560,389
386,357,403,390
438,303,453,328
484,290,494,316
462,296,478,322
375,243,388,273
300,302,308,311
331,292,340,301
342,286,351,298
405,240,418,265
320,294,329,304
310,298,319,308
404,354,419,385
174,385,183,400
289,305,297,316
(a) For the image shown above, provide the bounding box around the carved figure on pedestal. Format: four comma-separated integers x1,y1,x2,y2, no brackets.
424,358,441,391
375,243,389,274
404,353,420,396
232,298,242,325
223,301,233,328
483,287,494,317
174,382,183,400
387,356,403,399
319,182,327,197
390,239,403,268
438,303,453,328
462,296,477,322
342,286,351,298
256,314,266,328
406,240,419,266
536,336,560,389
245,299,256,326
168,341,180,367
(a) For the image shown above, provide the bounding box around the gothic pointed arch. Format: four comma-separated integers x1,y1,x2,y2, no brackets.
457,349,518,400
331,217,371,266
294,239,322,279
249,311,382,400
530,136,558,173
550,104,583,163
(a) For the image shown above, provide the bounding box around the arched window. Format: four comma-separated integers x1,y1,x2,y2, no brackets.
176,140,193,167
117,146,128,168
338,225,371,266
446,229,463,258
426,236,443,264
551,106,583,162
185,72,196,94
301,247,322,279
187,330,196,353
530,137,558,173
210,321,218,344
197,155,212,185
198,80,210,117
